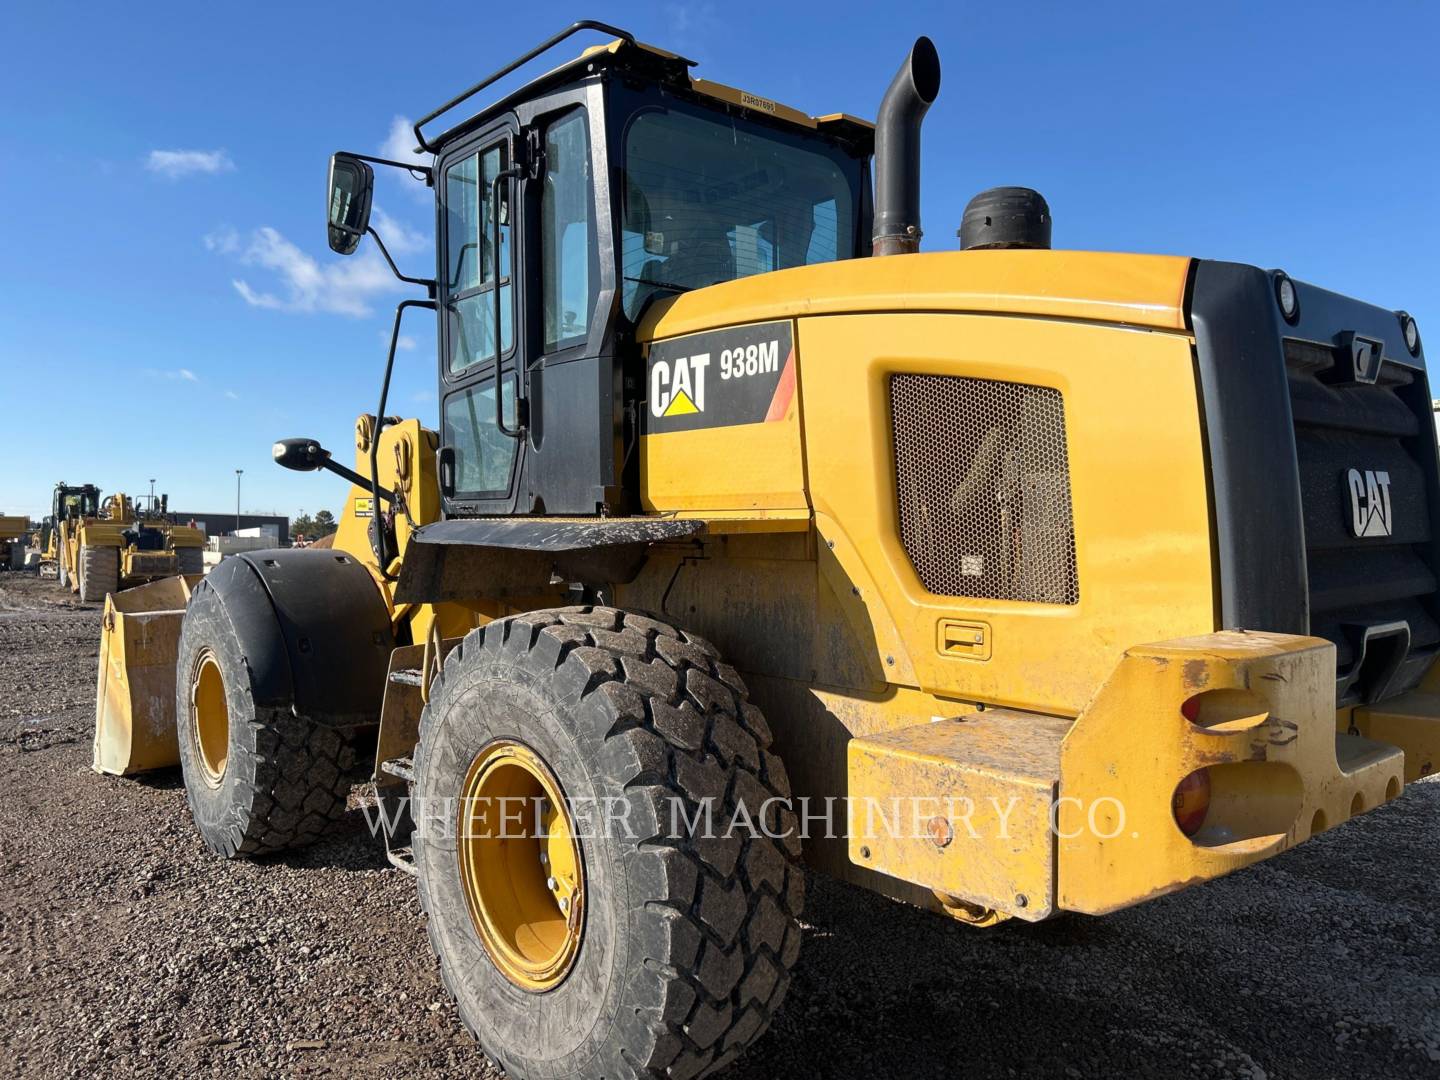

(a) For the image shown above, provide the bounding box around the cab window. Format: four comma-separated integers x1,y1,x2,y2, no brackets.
443,378,517,496
621,107,857,320
445,142,513,373
541,109,593,351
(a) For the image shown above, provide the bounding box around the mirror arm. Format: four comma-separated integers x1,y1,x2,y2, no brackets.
366,226,437,293
321,458,395,502
371,298,438,576
492,165,525,440
338,150,433,185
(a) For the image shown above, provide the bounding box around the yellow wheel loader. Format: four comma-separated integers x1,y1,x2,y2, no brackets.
95,22,1438,1079
38,482,100,584
44,483,205,602
0,514,29,571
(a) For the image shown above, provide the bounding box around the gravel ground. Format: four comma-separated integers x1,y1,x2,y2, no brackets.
1,568,1437,1080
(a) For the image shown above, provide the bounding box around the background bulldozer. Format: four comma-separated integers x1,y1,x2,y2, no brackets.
44,484,204,602
90,21,1437,1080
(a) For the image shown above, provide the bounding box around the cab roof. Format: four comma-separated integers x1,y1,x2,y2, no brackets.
421,33,873,155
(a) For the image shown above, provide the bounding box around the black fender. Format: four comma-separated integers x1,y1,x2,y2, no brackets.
393,517,705,603
193,548,395,727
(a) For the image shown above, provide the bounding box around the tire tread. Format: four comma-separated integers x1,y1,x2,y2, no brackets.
416,606,803,1080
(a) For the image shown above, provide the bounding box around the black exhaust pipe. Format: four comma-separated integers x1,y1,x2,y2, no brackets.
872,36,941,257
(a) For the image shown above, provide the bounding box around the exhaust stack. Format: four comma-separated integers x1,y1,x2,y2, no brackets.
872,37,941,257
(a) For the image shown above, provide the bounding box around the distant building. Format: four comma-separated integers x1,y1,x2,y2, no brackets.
166,512,289,546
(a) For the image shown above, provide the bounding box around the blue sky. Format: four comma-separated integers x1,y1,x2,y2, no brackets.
2,1,1436,520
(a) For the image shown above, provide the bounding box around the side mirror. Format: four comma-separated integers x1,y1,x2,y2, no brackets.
273,438,330,472
327,153,374,255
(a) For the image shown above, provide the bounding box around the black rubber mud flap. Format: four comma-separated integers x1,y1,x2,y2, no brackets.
393,518,705,603
207,548,395,727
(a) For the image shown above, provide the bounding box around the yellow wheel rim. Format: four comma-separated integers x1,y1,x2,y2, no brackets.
457,740,585,992
190,651,229,786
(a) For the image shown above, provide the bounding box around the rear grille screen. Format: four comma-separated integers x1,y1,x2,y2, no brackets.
890,374,1079,604
1283,338,1439,705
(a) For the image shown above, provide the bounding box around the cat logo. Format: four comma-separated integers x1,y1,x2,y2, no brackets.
650,352,710,418
643,321,794,435
1346,468,1392,538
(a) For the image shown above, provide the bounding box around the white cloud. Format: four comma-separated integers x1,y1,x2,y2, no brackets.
370,204,428,256
381,116,433,169
664,3,719,58
224,389,240,400
204,227,240,254
381,327,419,351
147,149,235,179
380,117,434,205
144,367,200,382
224,225,400,317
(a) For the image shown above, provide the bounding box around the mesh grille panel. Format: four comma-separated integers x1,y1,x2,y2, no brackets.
891,374,1078,604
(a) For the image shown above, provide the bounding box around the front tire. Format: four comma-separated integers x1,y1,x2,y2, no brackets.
77,544,119,603
175,581,355,857
414,607,804,1080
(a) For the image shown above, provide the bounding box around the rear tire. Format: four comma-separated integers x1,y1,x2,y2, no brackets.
175,580,355,857
414,607,804,1080
77,544,119,603
175,546,204,576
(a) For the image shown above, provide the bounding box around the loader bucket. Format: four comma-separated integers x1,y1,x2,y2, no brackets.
92,575,200,776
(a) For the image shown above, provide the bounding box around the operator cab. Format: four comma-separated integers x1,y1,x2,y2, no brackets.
326,23,874,521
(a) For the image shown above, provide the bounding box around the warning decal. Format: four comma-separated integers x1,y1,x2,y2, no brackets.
643,321,795,435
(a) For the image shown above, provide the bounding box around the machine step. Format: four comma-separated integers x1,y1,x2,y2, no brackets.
380,755,415,782
386,846,418,876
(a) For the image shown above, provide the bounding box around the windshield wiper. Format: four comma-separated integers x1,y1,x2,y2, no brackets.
623,274,694,295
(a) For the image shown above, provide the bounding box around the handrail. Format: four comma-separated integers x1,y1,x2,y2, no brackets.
371,298,437,576
411,20,634,154
491,165,525,439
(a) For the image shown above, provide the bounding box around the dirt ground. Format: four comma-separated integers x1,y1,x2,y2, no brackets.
1,568,1437,1080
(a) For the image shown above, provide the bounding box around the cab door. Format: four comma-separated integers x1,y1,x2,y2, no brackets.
437,88,616,519
437,118,523,514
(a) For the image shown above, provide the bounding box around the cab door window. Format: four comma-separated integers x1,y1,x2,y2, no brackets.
445,142,513,373
442,378,517,497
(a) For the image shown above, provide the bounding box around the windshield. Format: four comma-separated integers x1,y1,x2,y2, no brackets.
621,105,860,320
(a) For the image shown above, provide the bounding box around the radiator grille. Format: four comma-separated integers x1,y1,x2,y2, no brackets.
1284,339,1440,705
890,374,1078,604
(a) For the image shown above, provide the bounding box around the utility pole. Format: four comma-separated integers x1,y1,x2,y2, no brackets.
235,469,244,533
149,478,156,513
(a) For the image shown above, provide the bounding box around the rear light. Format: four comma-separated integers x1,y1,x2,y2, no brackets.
1273,270,1300,323
1173,767,1211,837
1398,310,1421,357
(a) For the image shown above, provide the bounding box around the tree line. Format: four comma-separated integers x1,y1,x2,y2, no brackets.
291,509,337,539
